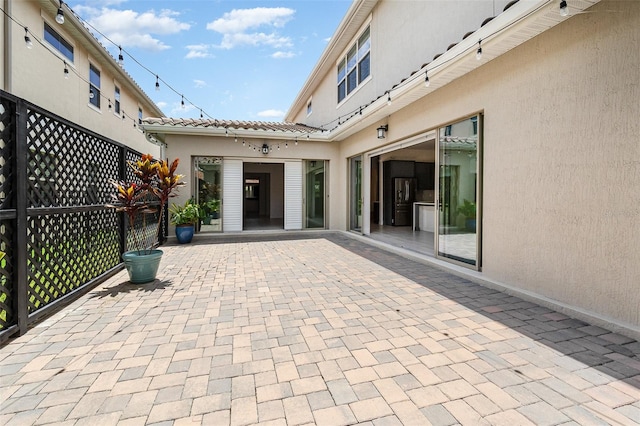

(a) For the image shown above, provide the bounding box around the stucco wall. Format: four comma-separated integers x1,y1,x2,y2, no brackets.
5,1,159,156
294,0,510,129
338,0,640,331
163,135,343,230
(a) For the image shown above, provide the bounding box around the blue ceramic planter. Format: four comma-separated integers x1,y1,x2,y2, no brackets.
122,249,163,284
175,225,194,244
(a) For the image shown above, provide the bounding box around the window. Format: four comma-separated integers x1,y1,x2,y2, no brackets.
138,107,143,124
306,98,312,116
337,26,370,103
44,22,73,62
114,86,121,114
89,64,100,108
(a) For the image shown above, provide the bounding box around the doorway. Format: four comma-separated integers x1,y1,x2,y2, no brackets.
243,163,284,230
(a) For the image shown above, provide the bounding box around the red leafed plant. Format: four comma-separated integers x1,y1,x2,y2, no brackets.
108,154,184,254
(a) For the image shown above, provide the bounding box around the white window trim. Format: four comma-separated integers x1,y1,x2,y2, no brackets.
40,13,76,64
336,15,372,106
88,59,102,112
113,81,122,117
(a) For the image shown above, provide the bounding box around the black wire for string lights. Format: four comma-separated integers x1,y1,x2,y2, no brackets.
64,6,215,119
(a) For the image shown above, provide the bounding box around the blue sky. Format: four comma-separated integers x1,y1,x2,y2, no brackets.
70,0,352,121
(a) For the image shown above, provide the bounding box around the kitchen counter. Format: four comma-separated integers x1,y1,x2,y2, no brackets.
413,202,435,232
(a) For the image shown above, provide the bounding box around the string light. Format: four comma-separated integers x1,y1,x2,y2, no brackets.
476,39,483,60
560,0,569,17
63,61,69,79
108,99,112,110
200,109,203,119
234,136,238,143
387,92,392,106
118,46,124,66
24,27,33,49
56,1,65,24
155,75,160,91
424,70,430,87
181,95,185,109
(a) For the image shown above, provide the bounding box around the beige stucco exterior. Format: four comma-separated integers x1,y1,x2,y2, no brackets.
144,0,639,338
2,0,163,155
333,0,640,335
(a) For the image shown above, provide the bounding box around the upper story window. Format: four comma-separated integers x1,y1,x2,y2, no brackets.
44,22,74,62
337,26,370,104
114,86,121,114
89,64,100,108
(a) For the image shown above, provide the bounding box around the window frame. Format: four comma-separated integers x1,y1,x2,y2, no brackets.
43,21,74,62
337,22,371,105
114,86,121,115
89,63,101,109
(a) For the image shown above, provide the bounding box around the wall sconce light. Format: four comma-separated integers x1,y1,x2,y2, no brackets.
261,144,270,155
377,125,388,139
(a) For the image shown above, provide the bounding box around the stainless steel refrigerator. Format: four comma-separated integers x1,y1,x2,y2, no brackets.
393,178,416,226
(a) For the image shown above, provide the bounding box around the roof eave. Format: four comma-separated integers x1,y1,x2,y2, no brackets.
327,0,601,141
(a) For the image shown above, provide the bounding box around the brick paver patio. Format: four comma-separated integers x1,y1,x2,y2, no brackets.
1,233,639,425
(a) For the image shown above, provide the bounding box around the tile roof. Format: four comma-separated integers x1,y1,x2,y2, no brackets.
142,117,324,134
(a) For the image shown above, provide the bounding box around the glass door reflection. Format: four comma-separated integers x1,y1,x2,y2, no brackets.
437,116,480,267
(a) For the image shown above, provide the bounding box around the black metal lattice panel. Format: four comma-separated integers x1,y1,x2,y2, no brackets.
0,97,16,210
0,219,14,330
26,210,121,313
26,109,121,208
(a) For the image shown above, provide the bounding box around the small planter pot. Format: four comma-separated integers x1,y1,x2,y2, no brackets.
122,249,163,284
175,224,195,244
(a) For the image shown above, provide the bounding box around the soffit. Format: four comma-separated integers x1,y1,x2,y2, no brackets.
286,0,378,121
327,0,601,141
38,0,163,117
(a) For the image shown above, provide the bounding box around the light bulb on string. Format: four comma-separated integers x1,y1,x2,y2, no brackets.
560,0,569,17
108,99,112,110
63,62,69,79
234,136,238,143
200,109,203,119
476,39,483,61
424,70,430,87
89,89,94,99
118,46,124,66
285,142,288,148
181,95,185,109
56,1,65,24
24,27,33,49
155,75,160,91
387,92,392,106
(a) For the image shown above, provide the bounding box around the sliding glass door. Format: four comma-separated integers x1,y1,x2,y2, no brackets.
437,115,481,267
349,156,363,232
305,160,325,228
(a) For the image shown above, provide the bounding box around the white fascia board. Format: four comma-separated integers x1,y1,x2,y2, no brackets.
329,0,599,141
141,124,333,143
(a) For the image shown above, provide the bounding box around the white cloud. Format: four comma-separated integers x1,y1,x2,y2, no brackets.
74,6,190,51
206,7,295,50
170,102,196,116
207,8,294,33
185,44,213,59
193,79,207,88
219,33,292,50
271,51,295,59
257,109,285,119
156,101,168,109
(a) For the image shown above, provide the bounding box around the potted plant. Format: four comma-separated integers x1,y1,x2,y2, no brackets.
457,199,476,231
170,200,200,243
108,154,184,283
206,199,221,219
